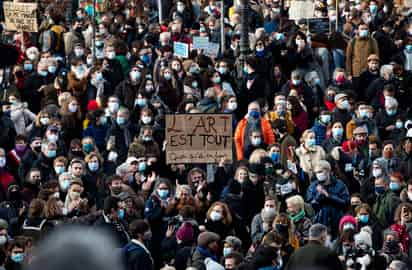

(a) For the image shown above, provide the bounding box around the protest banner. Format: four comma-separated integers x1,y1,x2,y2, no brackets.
192,36,210,50
3,2,38,32
166,114,233,164
173,42,189,58
288,0,314,21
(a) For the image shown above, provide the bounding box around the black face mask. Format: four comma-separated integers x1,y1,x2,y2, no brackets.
33,146,41,153
9,190,20,201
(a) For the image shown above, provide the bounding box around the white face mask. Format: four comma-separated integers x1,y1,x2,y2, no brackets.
107,51,116,59
47,134,58,143
40,117,49,126
408,191,412,201
372,168,382,178
108,102,119,113
0,157,5,168
0,235,7,245
141,116,152,124
210,210,222,221
68,103,78,113
228,101,237,111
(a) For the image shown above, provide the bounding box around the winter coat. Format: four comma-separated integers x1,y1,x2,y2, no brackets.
265,111,295,135
373,190,401,228
93,213,129,248
251,213,266,244
285,242,344,270
346,36,379,77
242,179,265,226
0,115,17,152
234,117,275,161
332,108,352,129
375,110,406,141
123,240,154,270
10,103,35,135
63,30,85,56
295,145,326,179
106,121,138,163
305,178,350,236
115,79,142,111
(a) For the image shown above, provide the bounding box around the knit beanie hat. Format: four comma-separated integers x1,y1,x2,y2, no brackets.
355,229,372,247
176,222,194,242
339,215,358,232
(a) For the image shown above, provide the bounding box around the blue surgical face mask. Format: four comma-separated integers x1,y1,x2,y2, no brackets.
11,253,24,264
369,5,378,13
406,45,412,53
118,208,125,220
358,214,369,224
116,116,126,125
24,63,33,72
38,70,48,77
164,73,172,80
95,72,104,81
249,110,260,119
158,189,169,199
389,182,400,191
140,54,151,65
47,150,56,158
332,128,343,138
218,67,227,75
48,66,57,74
271,152,280,162
292,79,301,85
275,33,284,41
359,29,369,38
138,162,146,172
88,162,99,172
386,109,397,116
306,138,316,147
223,247,232,257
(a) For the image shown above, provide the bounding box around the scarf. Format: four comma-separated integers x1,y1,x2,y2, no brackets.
196,246,218,262
289,209,305,223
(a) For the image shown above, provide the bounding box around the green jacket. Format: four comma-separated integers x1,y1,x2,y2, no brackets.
373,190,400,228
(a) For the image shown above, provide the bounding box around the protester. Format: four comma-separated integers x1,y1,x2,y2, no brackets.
1,1,412,269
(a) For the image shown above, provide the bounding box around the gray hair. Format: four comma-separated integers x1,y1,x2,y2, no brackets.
380,64,393,78
309,223,328,239
314,160,331,173
389,260,407,270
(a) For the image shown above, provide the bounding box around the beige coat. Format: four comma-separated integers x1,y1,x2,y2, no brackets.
345,36,379,77
295,145,326,179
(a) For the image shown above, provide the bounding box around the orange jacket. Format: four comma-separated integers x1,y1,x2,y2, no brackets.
234,118,275,161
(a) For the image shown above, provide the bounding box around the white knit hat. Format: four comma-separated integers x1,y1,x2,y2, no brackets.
355,229,372,247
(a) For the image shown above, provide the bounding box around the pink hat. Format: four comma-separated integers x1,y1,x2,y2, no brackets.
339,215,358,232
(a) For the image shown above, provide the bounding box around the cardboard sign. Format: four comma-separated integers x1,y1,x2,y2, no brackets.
173,42,189,58
3,2,38,32
192,36,210,50
288,0,314,21
166,114,233,164
204,42,220,58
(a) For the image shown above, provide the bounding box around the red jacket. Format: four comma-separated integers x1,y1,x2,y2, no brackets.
390,223,409,254
0,170,14,196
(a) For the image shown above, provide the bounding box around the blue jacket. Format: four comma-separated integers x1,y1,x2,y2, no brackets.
305,177,349,235
311,120,327,145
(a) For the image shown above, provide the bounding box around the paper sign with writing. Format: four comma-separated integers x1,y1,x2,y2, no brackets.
173,42,189,58
4,2,38,32
192,36,210,50
288,1,314,21
204,42,220,58
166,114,233,164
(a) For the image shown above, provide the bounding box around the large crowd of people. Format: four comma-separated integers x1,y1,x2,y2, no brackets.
0,0,412,269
